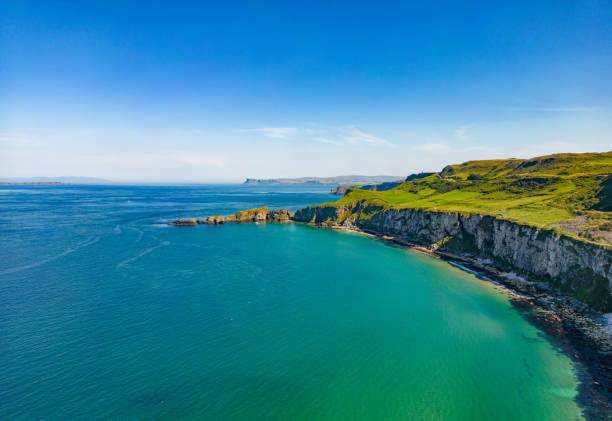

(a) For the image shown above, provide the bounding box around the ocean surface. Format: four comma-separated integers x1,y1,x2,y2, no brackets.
0,185,584,420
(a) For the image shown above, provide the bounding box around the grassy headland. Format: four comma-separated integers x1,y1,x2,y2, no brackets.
316,152,612,245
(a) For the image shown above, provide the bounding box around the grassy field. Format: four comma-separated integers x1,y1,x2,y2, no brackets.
321,152,612,244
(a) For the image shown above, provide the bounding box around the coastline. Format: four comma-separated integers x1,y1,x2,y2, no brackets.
298,221,612,419
168,206,612,419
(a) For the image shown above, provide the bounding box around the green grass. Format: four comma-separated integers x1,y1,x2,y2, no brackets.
316,152,612,244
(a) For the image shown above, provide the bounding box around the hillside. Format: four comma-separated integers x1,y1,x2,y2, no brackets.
331,181,403,195
318,152,612,245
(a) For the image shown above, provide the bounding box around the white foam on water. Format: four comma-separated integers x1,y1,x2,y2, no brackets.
126,227,144,242
116,240,170,269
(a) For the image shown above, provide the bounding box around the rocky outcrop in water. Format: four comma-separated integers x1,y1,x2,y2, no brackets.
168,218,198,226
267,208,293,221
204,216,224,225
168,207,294,226
293,202,612,311
235,207,269,222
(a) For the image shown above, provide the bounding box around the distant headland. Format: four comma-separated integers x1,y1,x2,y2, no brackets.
0,181,70,186
244,175,402,185
0,177,112,185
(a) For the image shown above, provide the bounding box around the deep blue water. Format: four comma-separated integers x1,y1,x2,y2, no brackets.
0,185,583,420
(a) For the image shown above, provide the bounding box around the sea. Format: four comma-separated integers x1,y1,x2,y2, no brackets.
0,184,584,420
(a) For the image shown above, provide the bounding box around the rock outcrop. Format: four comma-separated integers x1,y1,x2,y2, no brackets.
267,208,293,221
235,207,268,222
204,216,224,225
293,202,612,311
330,185,353,195
168,207,294,226
168,218,198,226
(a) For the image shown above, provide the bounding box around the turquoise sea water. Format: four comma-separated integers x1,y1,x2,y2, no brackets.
0,185,584,420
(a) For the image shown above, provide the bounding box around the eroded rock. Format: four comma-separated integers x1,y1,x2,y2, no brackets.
168,218,198,226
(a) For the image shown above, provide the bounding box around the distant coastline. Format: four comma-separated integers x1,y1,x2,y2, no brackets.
244,175,402,186
0,182,70,186
0,176,112,185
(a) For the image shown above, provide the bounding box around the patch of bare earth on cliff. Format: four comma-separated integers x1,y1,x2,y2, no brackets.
592,229,612,244
552,214,612,245
553,215,589,233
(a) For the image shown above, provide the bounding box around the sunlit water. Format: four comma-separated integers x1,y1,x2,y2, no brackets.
0,185,584,420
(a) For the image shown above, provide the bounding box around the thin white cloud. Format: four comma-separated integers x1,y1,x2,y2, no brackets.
246,127,297,139
242,125,393,146
309,126,392,146
454,125,470,139
415,143,451,153
340,126,392,146
314,137,342,145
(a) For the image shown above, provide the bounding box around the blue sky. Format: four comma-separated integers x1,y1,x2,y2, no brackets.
1,1,611,182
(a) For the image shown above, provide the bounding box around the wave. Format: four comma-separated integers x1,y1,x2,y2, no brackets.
447,260,525,295
448,260,497,284
126,227,144,242
0,237,100,276
116,241,170,269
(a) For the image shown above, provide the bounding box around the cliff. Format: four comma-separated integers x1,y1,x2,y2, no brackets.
293,203,612,311
294,152,612,311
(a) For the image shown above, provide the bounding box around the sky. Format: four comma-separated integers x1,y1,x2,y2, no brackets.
1,1,611,182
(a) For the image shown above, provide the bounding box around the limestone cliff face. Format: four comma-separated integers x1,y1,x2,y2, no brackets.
293,203,612,311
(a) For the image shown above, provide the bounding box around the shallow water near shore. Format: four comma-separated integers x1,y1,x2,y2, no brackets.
0,185,585,420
